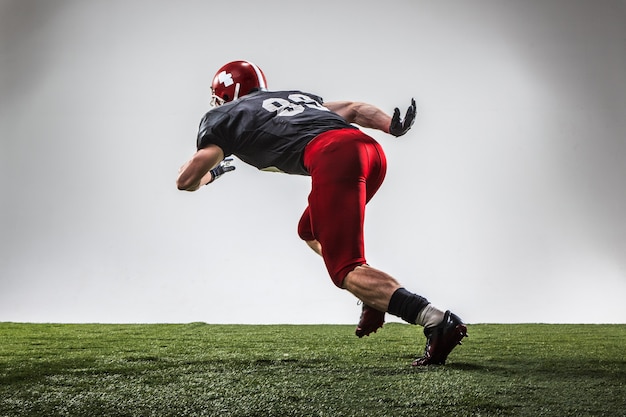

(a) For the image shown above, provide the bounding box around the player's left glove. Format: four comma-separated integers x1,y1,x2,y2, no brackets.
208,158,235,183
389,98,416,137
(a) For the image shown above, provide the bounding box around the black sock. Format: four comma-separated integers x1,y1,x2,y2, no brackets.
387,288,429,324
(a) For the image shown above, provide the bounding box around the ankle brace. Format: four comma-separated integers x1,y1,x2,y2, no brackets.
387,288,430,324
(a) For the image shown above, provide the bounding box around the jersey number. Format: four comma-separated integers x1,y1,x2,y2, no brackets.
262,94,329,117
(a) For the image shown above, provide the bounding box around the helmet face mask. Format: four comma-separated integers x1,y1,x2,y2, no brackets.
210,91,226,107
210,60,267,107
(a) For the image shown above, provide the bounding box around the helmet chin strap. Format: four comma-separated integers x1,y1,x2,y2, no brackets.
233,83,241,100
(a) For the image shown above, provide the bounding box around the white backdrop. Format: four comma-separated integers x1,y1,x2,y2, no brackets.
1,0,625,324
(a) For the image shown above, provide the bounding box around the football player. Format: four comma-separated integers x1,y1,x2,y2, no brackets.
177,60,467,365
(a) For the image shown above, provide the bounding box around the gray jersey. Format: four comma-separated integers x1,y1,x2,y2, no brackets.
196,90,356,175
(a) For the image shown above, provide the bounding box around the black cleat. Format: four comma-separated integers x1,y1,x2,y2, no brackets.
412,310,467,366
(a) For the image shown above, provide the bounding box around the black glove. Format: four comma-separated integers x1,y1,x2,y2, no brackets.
389,98,416,137
208,158,236,183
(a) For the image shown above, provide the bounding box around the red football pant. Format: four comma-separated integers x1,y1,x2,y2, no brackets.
297,128,387,287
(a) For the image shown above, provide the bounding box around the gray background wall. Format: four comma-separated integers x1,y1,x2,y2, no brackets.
1,0,625,324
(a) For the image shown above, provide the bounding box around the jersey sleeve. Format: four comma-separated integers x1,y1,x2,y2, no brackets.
196,110,233,155
311,93,324,105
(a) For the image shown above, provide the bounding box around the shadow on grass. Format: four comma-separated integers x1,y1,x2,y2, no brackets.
447,358,626,383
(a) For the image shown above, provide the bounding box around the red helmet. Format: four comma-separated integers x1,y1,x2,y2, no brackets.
210,60,267,106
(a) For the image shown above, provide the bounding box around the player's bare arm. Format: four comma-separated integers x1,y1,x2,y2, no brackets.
177,144,226,191
324,98,416,137
324,101,392,132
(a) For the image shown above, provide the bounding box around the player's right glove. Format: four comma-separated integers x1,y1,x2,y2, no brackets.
389,98,416,137
208,158,236,183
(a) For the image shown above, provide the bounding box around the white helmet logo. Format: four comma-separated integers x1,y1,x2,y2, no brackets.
217,71,234,87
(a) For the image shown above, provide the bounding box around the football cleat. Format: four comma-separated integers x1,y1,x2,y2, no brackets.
355,304,385,338
412,310,467,366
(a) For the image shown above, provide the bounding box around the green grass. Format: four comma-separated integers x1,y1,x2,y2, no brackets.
0,322,625,417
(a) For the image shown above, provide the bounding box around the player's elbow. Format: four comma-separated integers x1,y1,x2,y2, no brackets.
339,102,360,124
176,175,199,191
